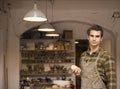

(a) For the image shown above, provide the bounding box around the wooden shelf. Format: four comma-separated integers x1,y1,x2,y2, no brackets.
20,73,71,77
21,60,74,64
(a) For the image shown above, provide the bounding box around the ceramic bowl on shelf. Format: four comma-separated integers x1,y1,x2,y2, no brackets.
53,80,70,87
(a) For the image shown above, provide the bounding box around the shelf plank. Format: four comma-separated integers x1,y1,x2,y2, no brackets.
20,73,71,77
21,60,74,64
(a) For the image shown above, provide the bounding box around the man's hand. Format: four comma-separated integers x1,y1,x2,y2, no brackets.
71,65,81,76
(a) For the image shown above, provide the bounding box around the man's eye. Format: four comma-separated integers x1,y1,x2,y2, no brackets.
90,35,94,37
90,35,100,37
96,35,100,37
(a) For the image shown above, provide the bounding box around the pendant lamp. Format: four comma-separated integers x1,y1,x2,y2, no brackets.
46,32,59,37
23,3,47,22
46,33,59,37
38,22,55,32
38,0,55,32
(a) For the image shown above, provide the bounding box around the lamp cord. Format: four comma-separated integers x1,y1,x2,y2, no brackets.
46,0,48,20
52,0,54,22
50,0,55,22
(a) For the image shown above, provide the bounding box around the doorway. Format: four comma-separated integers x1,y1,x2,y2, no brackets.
75,39,89,89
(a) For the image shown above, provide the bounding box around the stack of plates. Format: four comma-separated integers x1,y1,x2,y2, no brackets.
53,80,70,87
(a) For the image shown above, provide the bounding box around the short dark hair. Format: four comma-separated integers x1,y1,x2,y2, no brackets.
87,25,103,37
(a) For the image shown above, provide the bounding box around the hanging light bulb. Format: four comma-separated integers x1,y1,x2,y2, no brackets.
23,2,47,22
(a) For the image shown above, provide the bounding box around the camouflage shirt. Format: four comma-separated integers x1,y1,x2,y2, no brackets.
80,48,116,89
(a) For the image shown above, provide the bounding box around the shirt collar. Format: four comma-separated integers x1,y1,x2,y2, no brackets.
86,47,103,55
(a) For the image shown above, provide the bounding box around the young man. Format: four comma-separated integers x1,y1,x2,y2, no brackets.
71,25,116,89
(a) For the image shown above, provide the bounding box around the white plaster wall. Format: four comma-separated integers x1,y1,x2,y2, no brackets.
0,13,8,89
7,26,20,89
0,30,4,89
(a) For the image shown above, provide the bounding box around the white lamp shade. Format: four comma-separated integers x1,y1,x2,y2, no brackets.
23,3,47,22
38,22,55,32
46,33,59,37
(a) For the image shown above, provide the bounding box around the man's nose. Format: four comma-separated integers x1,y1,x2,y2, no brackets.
93,36,96,40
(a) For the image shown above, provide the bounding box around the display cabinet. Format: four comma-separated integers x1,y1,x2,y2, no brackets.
20,38,75,89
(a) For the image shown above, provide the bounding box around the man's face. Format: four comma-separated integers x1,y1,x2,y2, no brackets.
87,30,103,47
